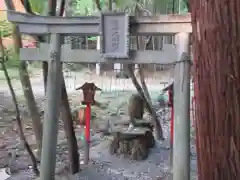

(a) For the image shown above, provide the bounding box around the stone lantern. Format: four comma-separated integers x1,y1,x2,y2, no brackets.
75,82,101,165
76,82,101,105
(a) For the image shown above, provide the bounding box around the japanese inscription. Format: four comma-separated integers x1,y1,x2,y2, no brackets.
100,12,129,58
110,19,120,53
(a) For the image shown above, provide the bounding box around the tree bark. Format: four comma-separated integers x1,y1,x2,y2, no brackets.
190,1,240,179
5,0,43,157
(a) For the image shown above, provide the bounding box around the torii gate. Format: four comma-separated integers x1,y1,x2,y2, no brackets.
7,10,192,180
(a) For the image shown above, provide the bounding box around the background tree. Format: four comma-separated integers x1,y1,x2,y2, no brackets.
0,34,39,176
4,0,43,158
190,0,240,179
133,0,165,140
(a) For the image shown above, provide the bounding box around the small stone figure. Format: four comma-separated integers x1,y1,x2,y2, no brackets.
128,93,145,125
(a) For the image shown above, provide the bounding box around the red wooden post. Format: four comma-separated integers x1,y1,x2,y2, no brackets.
167,84,174,166
85,103,91,143
83,103,91,164
168,87,174,145
170,106,174,144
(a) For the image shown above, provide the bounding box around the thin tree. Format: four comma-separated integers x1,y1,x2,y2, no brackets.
4,0,43,158
131,0,164,140
0,35,39,176
190,0,240,179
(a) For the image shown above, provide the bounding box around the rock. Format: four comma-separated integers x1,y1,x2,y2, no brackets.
109,128,155,161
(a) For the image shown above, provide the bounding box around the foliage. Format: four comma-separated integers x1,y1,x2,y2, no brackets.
0,46,20,68
0,20,12,37
114,0,135,10
28,0,47,14
72,0,106,41
70,0,188,41
0,47,35,79
180,0,189,13
73,0,95,15
0,68,19,80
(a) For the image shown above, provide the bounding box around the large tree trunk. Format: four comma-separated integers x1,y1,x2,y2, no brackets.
190,1,240,180
5,0,43,157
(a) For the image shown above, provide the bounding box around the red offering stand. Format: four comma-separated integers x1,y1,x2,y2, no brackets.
76,82,101,164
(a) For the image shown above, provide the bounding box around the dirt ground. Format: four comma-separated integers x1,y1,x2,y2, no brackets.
0,71,197,180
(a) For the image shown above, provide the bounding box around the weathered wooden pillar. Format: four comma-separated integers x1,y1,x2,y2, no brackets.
173,32,191,180
39,34,63,180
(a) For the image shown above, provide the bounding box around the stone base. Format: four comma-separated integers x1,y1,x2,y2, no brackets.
109,130,155,161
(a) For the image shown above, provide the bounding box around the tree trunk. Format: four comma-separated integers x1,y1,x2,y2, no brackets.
139,65,164,140
127,65,164,140
0,34,40,176
128,2,164,140
60,79,80,173
190,1,240,179
5,0,43,157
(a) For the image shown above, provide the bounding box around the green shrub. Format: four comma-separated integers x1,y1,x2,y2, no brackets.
3,47,20,68
0,20,12,37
